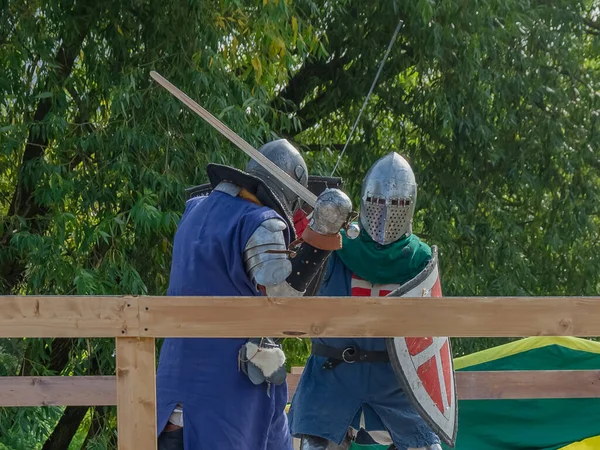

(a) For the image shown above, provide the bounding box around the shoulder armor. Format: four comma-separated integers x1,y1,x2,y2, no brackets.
214,181,242,197
260,217,287,233
244,218,292,287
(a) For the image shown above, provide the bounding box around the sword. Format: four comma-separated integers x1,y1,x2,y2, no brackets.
150,71,317,208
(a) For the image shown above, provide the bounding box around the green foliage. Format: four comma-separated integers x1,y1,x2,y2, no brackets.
1,0,600,447
288,0,600,355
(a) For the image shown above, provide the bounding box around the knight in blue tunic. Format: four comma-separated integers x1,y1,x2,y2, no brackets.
155,139,353,450
288,152,444,450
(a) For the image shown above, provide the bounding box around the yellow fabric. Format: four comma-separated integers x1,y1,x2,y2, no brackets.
558,435,600,449
454,336,600,370
238,188,263,206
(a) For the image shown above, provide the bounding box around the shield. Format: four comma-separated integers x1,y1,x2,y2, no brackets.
385,246,457,447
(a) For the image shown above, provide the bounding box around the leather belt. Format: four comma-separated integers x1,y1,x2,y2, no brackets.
311,343,390,370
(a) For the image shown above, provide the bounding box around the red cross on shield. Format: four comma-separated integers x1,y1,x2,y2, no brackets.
385,246,458,447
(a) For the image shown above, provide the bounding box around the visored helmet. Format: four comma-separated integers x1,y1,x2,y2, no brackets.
359,152,417,245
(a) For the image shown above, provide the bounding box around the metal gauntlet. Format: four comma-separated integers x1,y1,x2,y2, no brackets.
243,219,331,295
243,188,351,295
301,188,353,251
285,188,353,291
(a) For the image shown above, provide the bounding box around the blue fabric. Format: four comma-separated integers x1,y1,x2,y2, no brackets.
288,252,440,450
156,192,293,450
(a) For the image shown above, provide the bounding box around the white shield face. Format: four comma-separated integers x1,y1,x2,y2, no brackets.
385,247,458,447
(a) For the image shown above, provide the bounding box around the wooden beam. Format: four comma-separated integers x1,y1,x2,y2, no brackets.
286,368,600,400
2,295,600,338
0,296,139,338
0,376,116,406
139,296,600,337
0,369,599,410
116,337,157,450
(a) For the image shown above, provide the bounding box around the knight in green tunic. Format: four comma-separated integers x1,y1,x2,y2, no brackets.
288,152,442,450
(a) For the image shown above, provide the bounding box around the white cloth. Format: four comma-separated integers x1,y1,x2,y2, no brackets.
168,405,183,427
352,412,442,449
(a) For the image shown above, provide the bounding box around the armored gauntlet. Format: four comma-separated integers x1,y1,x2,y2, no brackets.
286,188,352,292
244,188,352,294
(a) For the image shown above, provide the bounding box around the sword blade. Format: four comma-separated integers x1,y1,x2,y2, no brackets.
150,71,317,208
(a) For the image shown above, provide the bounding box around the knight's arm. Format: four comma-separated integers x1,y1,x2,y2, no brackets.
244,189,352,296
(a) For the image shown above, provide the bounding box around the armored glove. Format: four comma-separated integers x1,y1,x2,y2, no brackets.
242,187,354,295
285,188,352,292
300,188,353,251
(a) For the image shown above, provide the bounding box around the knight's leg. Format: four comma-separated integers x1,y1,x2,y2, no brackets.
157,427,184,450
299,435,351,450
354,408,393,445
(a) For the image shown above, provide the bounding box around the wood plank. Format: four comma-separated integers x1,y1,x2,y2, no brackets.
286,368,600,400
0,376,116,406
139,296,600,338
116,337,157,450
2,295,600,338
0,296,139,337
0,369,598,411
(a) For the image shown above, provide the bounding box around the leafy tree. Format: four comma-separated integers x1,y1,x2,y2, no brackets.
1,0,599,447
1,0,322,447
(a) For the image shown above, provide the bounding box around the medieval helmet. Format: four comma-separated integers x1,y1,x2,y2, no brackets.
245,138,309,214
359,152,417,245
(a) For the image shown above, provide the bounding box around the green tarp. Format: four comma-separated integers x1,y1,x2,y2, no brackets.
443,337,600,450
292,337,600,450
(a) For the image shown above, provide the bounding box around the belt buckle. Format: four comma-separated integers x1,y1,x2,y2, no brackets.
341,346,357,363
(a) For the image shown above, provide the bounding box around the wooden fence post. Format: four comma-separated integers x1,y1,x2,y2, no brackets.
116,337,157,450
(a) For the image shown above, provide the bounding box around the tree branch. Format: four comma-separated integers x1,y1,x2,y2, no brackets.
299,143,364,153
271,12,414,136
583,17,600,32
0,27,90,293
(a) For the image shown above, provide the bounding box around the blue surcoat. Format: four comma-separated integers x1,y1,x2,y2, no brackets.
156,191,293,450
287,252,441,450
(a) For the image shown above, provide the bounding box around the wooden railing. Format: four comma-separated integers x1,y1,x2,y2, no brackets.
1,295,600,450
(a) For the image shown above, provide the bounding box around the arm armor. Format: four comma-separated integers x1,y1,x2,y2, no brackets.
243,219,331,296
